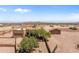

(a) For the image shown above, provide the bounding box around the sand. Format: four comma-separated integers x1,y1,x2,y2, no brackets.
0,25,79,53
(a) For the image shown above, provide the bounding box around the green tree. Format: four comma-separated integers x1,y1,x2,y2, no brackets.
18,28,51,53
18,37,38,53
26,28,51,40
26,30,38,38
26,28,51,53
36,28,51,39
36,28,51,53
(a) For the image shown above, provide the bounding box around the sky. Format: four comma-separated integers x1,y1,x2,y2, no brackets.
0,5,79,23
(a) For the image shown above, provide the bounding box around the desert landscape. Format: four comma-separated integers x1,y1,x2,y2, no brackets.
0,23,79,53
0,5,79,53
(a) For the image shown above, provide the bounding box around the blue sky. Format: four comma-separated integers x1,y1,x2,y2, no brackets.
0,5,79,23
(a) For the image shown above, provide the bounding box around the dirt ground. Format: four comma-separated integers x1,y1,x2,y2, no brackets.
0,47,15,53
0,25,79,53
44,25,79,53
0,26,23,53
51,31,79,53
33,42,48,53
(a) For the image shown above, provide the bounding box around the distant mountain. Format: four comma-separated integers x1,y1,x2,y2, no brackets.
0,21,79,25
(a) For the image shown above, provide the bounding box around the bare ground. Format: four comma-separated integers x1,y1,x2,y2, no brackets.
1,25,79,53
48,31,79,53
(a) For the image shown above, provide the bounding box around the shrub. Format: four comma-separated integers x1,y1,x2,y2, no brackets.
18,37,38,53
69,26,77,30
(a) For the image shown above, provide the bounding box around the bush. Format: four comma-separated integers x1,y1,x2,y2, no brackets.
18,37,38,53
69,26,77,30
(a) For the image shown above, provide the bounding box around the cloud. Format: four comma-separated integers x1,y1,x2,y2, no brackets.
0,8,7,12
14,8,31,13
